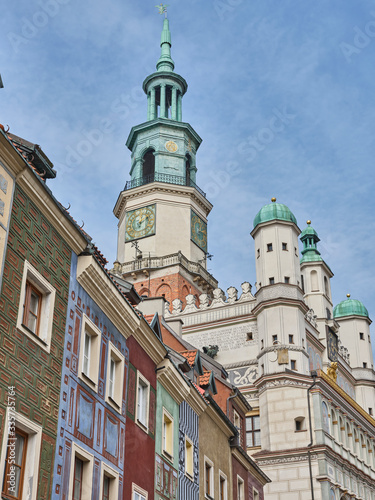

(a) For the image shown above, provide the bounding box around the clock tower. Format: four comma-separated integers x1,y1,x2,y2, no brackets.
113,17,217,306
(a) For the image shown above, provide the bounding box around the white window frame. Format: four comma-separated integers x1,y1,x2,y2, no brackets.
233,409,241,432
219,470,228,500
0,410,42,500
68,443,94,500
132,482,148,500
79,314,101,391
185,436,194,480
253,487,260,500
100,462,119,500
204,456,214,499
136,372,150,432
162,408,174,461
16,260,56,352
237,475,244,500
105,342,125,413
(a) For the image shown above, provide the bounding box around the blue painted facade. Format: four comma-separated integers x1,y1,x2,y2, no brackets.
52,252,129,499
178,401,199,500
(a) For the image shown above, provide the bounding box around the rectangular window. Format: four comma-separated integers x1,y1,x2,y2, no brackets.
2,429,28,500
79,315,101,391
0,412,42,500
246,414,261,447
73,457,83,500
363,362,367,368
284,276,290,284
106,343,125,412
136,374,150,431
162,409,173,460
68,444,94,500
282,242,288,251
257,249,260,258
219,472,227,500
132,484,148,500
101,463,119,500
204,458,213,498
360,332,364,340
233,409,241,431
272,334,278,344
291,360,297,370
237,476,244,500
289,334,294,344
269,277,275,285
267,243,273,252
17,260,56,351
185,437,193,479
253,488,260,500
369,408,373,416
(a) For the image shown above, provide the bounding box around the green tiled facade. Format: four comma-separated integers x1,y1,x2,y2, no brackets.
0,185,71,499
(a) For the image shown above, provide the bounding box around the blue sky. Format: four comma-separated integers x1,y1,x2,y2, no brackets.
2,1,375,352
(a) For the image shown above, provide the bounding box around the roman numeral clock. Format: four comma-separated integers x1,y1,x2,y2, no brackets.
125,205,156,241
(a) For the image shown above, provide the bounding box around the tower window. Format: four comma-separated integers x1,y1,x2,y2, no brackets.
363,362,367,368
360,332,364,340
295,417,305,432
142,149,155,183
369,408,373,416
294,247,298,256
185,155,191,187
284,277,290,284
282,242,288,251
247,331,253,341
291,360,297,370
261,340,264,349
289,335,294,344
267,243,273,252
257,248,260,258
269,277,275,285
326,308,331,320
272,335,278,344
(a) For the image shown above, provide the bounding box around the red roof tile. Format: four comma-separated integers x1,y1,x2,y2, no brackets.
179,350,197,367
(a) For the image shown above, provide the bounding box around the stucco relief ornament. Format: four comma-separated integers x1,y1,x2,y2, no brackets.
226,286,238,304
238,281,254,301
171,298,182,315
211,288,226,307
184,294,198,313
164,301,171,317
305,308,318,328
199,293,210,309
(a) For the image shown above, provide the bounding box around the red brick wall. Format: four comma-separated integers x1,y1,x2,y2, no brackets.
134,272,202,310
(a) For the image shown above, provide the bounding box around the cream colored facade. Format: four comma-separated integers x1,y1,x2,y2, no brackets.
161,205,375,500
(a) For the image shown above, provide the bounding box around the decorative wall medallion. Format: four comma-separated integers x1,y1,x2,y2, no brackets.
125,204,156,241
165,140,178,153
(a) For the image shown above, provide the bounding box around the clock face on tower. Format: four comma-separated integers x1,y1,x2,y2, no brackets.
125,205,156,241
191,210,207,252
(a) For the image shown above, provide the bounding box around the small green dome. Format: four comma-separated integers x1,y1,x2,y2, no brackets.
253,198,297,229
333,297,369,319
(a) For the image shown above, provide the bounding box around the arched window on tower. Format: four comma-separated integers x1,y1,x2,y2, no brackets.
142,149,155,184
185,155,191,187
324,276,330,297
310,270,319,292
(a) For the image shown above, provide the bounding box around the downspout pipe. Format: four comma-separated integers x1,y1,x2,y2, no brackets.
307,370,318,500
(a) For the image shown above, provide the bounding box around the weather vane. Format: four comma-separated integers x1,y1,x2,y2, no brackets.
156,4,169,17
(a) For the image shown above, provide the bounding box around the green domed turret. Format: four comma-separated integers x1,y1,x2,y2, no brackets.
253,198,297,229
333,295,369,319
300,220,323,264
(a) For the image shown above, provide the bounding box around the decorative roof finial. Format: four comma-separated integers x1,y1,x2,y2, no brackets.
271,197,276,202
347,293,351,298
306,220,311,225
156,4,169,18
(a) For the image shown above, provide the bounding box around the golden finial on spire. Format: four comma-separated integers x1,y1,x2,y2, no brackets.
347,293,351,298
306,220,311,225
271,197,276,202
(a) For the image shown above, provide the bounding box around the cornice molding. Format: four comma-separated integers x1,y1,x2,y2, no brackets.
76,255,166,364
113,181,212,219
156,359,190,404
205,404,234,439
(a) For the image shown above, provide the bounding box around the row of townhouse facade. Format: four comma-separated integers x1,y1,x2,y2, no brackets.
0,127,270,499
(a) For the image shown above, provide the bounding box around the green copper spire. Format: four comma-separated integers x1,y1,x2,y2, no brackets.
300,220,323,263
156,18,175,72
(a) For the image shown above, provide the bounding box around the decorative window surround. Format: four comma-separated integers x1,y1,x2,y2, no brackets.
0,411,42,500
136,372,150,432
100,462,119,500
79,314,101,392
68,443,94,500
162,408,174,462
106,342,125,413
16,260,56,352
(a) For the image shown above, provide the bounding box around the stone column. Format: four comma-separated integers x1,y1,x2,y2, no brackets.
150,87,156,120
177,93,182,121
171,87,177,120
160,84,166,118
147,92,151,120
